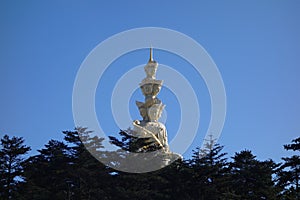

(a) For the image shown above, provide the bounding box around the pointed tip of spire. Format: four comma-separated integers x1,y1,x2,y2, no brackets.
149,47,153,62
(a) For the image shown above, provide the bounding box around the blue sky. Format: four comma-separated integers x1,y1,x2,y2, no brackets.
1,1,300,162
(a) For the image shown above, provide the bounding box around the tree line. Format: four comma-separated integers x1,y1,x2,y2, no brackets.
0,127,299,200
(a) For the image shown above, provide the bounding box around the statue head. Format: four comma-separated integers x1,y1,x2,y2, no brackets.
136,101,148,121
148,103,165,122
144,62,158,79
141,83,153,96
153,84,162,96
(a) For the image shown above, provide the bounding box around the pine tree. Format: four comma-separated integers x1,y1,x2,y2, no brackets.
63,127,113,199
188,138,229,200
229,150,278,199
22,127,113,200
22,139,71,199
0,134,30,200
277,137,300,200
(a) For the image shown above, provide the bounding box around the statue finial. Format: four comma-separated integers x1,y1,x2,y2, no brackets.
149,47,153,62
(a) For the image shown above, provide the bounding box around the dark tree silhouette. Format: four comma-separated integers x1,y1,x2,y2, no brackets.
188,138,230,200
63,127,113,199
21,128,113,200
22,140,71,199
2,129,299,200
284,137,300,152
277,137,300,200
0,135,30,200
229,150,279,199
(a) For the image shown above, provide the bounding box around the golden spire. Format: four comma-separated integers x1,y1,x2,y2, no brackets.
148,47,153,62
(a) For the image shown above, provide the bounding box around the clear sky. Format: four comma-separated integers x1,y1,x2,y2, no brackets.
1,1,299,162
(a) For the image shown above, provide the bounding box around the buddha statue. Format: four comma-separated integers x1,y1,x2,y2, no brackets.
132,48,176,155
